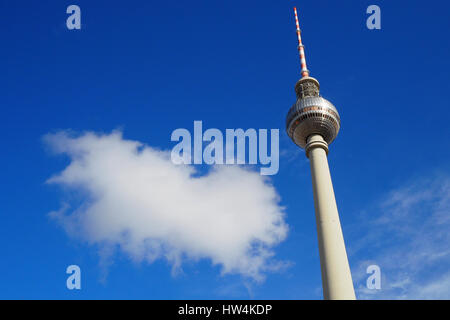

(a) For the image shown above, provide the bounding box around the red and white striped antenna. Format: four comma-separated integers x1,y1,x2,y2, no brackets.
294,7,310,78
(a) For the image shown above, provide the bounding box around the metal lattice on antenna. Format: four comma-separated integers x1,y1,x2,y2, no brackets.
294,7,310,78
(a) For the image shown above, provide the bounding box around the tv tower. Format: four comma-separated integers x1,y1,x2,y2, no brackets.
286,7,356,300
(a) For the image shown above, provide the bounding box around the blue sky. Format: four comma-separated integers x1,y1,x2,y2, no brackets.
0,0,449,299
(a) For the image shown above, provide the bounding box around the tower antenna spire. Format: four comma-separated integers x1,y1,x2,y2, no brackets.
294,7,310,78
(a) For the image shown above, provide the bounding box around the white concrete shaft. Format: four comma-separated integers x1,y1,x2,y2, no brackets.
306,134,356,300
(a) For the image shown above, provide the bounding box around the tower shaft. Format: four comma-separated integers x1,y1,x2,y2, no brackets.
306,135,356,300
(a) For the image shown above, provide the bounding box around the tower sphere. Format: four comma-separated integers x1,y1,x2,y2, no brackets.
286,77,340,149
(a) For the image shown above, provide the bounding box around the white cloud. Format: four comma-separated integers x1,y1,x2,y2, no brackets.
350,175,450,299
44,131,288,280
